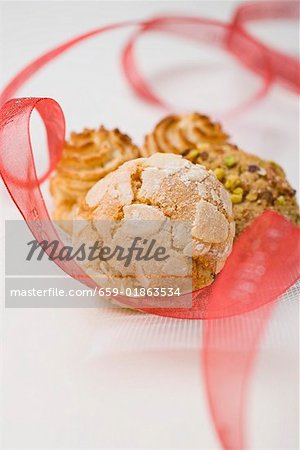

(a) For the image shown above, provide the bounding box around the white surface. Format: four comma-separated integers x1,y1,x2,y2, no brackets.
0,1,299,449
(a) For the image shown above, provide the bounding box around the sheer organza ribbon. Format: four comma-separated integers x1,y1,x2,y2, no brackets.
121,2,300,111
121,15,274,117
1,4,299,449
232,0,300,94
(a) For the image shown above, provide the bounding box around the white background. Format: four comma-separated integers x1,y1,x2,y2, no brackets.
0,1,299,449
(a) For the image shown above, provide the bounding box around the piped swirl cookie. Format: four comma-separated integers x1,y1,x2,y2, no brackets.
50,126,140,231
143,114,299,235
74,153,235,290
142,113,229,156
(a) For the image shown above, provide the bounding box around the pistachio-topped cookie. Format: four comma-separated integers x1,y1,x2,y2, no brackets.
183,143,299,236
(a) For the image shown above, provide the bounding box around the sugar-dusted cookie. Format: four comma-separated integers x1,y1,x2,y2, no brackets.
74,153,235,290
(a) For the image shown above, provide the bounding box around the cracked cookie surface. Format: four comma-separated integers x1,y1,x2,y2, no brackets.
74,153,235,291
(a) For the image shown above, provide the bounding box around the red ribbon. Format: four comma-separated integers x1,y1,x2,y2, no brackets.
1,4,299,449
121,2,300,112
232,1,300,94
121,15,274,118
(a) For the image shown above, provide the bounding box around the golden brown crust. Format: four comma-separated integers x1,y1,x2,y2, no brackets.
75,154,235,290
50,126,140,230
142,113,229,156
